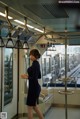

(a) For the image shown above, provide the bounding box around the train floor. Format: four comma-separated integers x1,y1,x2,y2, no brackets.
18,107,80,119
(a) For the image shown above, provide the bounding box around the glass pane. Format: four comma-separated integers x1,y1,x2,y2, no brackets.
67,45,80,87
42,45,80,87
24,51,30,94
42,45,65,86
4,48,13,106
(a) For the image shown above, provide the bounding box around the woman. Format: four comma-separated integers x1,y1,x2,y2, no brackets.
21,49,44,119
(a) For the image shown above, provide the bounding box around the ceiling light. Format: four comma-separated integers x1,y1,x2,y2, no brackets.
0,12,5,17
14,19,25,25
0,12,13,19
7,16,13,19
34,28,44,33
14,19,44,33
14,19,34,28
27,24,34,29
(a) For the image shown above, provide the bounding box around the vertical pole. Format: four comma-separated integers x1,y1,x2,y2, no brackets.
17,48,20,116
65,36,68,119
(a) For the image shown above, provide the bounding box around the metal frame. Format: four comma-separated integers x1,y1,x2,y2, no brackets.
6,33,14,48
0,36,5,47
1,47,3,111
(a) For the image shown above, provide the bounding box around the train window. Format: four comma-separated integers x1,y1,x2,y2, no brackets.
42,45,80,87
4,48,13,106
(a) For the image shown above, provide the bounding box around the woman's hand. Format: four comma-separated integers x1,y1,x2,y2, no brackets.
21,74,28,79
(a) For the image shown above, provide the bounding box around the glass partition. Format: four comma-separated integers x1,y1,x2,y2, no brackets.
4,48,13,106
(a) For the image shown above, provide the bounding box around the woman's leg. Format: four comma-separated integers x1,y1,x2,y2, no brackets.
33,105,44,119
27,106,33,119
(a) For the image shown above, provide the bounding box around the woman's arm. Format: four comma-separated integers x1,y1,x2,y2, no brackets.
21,74,28,79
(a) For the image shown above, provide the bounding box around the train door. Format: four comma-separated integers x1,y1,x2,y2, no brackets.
2,48,17,119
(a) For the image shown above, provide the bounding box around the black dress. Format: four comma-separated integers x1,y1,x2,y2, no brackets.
26,60,41,106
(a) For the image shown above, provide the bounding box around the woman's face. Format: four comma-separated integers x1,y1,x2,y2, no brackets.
30,54,36,61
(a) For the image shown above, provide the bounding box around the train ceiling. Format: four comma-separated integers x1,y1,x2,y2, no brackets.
0,0,80,45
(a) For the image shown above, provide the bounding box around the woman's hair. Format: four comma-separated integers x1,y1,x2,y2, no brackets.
30,49,41,59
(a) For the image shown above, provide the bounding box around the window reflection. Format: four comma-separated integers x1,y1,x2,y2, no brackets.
4,48,13,106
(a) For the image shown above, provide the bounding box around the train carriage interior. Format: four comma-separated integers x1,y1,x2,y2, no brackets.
0,0,80,119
